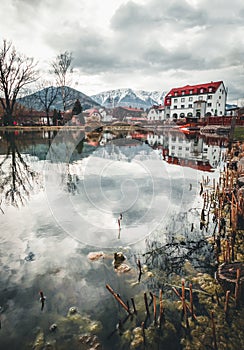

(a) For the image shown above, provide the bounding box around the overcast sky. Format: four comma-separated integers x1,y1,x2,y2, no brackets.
0,0,244,103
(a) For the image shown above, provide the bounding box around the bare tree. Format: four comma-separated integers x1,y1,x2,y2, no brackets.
51,51,73,112
34,82,58,126
0,39,38,125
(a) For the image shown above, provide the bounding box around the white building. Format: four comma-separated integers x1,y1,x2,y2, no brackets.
99,108,113,122
164,81,227,120
147,105,165,122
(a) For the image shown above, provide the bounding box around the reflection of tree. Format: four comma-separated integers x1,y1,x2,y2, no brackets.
0,133,40,209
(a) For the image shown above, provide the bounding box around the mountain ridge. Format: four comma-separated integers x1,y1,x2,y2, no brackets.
17,86,165,112
91,88,165,109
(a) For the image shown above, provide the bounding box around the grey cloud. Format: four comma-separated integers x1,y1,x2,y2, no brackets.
38,0,244,97
111,0,207,32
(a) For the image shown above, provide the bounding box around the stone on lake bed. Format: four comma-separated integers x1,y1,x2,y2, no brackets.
32,330,44,350
115,263,131,273
113,252,126,267
87,252,104,261
49,323,57,332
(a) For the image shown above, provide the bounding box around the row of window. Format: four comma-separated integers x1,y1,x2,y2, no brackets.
173,103,214,109
173,95,215,103
172,146,190,150
174,87,215,96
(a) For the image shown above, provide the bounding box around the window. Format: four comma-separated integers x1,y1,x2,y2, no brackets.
209,87,213,92
198,96,203,100
186,147,189,151
174,105,177,109
172,145,175,149
188,104,192,108
189,90,193,94
207,95,212,99
189,97,193,101
200,88,204,93
182,91,185,95
174,92,178,96
207,103,212,107
219,96,221,99
179,146,182,150
174,98,178,103
181,105,185,108
181,98,185,102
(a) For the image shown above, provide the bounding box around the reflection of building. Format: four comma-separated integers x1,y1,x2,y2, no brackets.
147,133,164,146
164,81,227,120
148,131,226,171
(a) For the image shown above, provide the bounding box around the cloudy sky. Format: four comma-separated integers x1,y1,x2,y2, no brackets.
0,0,244,102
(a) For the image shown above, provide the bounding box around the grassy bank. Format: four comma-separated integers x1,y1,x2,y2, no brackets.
234,126,244,141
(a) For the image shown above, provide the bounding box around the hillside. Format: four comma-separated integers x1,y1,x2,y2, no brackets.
17,86,100,112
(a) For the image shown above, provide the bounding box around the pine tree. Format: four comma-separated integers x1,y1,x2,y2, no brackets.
72,99,82,115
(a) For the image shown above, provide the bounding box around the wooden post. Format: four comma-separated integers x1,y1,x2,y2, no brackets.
215,289,220,306
153,294,157,325
106,284,131,315
235,268,241,307
182,279,189,328
189,283,194,320
141,321,146,345
159,289,163,327
172,287,197,320
211,311,218,350
131,297,137,314
224,290,230,316
137,259,142,283
144,292,150,316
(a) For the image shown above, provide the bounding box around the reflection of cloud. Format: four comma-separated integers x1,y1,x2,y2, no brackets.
45,135,202,247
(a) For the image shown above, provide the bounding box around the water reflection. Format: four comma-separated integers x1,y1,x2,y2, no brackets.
0,128,228,349
0,132,41,211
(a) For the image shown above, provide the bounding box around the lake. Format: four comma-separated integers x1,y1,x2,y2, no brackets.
0,128,228,349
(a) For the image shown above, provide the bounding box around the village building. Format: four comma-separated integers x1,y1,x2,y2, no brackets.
112,106,144,121
98,108,113,123
82,108,102,124
164,81,227,120
147,105,165,122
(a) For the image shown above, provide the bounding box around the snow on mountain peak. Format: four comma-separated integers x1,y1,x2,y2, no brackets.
91,88,165,109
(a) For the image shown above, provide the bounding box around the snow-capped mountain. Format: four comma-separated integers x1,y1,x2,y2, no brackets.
91,88,165,109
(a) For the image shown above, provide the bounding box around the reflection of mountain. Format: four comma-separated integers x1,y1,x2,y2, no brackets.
0,133,40,210
92,140,160,164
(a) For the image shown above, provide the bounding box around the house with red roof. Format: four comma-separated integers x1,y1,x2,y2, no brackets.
83,108,102,124
164,81,227,120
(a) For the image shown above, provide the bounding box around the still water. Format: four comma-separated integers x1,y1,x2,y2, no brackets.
0,128,227,349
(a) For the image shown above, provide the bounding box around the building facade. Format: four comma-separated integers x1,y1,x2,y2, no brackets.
147,105,165,122
164,81,227,120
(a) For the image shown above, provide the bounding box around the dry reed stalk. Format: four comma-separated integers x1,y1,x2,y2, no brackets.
106,284,131,314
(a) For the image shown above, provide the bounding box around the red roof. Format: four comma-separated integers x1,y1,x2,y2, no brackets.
123,107,142,112
165,81,223,99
